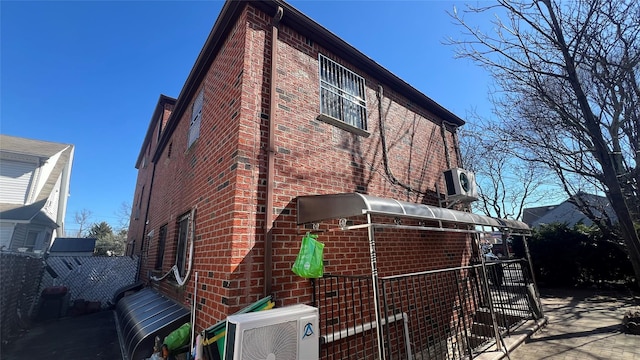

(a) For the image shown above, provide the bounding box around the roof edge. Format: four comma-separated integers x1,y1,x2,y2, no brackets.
153,0,245,163
152,0,465,163
136,94,177,168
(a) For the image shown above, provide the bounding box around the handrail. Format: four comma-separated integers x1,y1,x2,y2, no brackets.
321,312,413,360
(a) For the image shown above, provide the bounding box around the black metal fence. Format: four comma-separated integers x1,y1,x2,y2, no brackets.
313,274,379,360
313,259,539,360
0,252,45,346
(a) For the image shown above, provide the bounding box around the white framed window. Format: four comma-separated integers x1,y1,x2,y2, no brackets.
175,213,190,276
188,89,204,148
319,54,367,131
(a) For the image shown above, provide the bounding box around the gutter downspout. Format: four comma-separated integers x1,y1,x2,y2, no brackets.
140,158,157,280
264,6,283,298
140,109,164,279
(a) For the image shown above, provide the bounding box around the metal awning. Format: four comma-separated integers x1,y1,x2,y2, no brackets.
297,193,529,232
296,192,529,360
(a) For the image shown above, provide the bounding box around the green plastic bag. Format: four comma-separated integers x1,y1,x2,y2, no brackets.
292,233,324,278
163,322,191,351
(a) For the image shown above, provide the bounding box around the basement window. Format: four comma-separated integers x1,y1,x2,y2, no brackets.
318,54,368,135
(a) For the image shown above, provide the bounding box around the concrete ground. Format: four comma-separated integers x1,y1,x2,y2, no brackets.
509,288,640,360
1,288,638,360
1,309,121,360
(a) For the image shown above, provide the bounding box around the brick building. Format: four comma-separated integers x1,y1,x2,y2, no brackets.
126,1,532,359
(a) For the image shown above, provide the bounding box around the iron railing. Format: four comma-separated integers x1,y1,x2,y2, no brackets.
313,274,379,360
313,259,539,360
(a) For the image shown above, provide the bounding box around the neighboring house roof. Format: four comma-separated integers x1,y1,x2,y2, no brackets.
0,134,70,158
522,205,556,226
0,200,57,227
523,193,617,228
49,238,97,253
153,0,465,163
0,135,74,230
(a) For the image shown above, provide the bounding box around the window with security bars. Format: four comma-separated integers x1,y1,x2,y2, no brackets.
319,54,367,130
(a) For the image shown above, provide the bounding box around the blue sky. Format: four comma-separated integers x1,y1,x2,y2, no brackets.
2,1,494,233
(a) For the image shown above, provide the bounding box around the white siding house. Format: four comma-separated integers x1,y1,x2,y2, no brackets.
0,135,74,254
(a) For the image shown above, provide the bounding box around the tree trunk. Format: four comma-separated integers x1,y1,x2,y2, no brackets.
543,0,640,286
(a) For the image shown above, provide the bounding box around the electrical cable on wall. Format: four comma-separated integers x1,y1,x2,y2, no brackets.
150,207,196,287
377,85,454,200
440,121,452,169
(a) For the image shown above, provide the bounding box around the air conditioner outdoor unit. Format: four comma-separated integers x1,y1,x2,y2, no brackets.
443,168,478,202
223,304,319,360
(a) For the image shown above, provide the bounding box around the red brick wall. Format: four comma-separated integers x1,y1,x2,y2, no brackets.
132,3,467,334
243,5,464,310
134,8,254,330
127,102,172,261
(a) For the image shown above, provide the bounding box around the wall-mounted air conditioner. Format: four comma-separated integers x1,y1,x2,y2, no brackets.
443,168,478,202
224,304,319,360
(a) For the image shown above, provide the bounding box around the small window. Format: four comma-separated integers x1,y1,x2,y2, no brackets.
175,213,190,276
135,185,144,220
155,225,167,270
318,54,367,131
44,232,51,249
188,89,204,148
25,231,38,251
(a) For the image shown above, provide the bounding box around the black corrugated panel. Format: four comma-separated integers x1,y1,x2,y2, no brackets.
115,288,190,360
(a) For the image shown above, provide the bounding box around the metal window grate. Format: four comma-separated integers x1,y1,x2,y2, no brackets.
319,54,367,130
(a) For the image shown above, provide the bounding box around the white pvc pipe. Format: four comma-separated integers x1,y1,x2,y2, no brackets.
190,271,198,356
366,214,385,360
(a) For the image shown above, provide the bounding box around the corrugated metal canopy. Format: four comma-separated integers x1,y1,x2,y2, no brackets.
297,193,529,231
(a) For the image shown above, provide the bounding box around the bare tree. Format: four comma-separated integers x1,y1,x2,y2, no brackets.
115,201,131,233
73,209,92,237
449,0,640,284
459,120,561,219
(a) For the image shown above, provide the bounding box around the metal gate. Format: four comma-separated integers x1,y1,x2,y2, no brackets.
314,259,539,360
297,193,536,360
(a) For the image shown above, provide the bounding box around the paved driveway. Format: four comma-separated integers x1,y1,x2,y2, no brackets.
1,288,638,360
510,288,640,360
